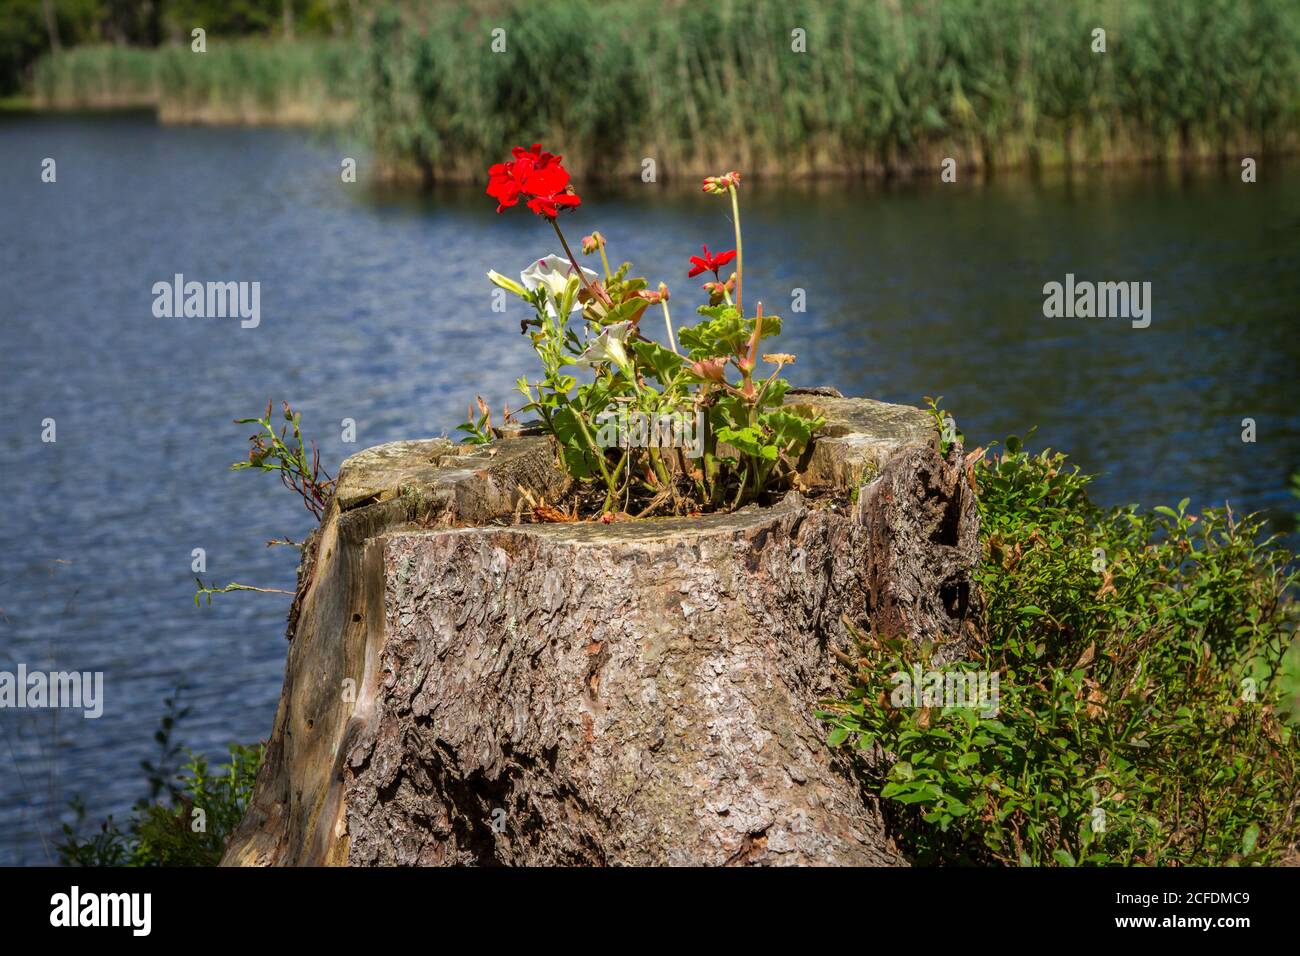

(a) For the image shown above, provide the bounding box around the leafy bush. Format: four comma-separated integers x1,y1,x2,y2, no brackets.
57,698,262,867
824,437,1300,866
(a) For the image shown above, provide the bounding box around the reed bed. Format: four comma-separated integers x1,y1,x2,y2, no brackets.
31,0,1300,178
33,39,357,125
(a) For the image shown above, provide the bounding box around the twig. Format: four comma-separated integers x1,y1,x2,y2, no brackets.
194,578,293,607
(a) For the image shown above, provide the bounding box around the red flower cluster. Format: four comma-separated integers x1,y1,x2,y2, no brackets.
487,144,581,218
687,244,737,279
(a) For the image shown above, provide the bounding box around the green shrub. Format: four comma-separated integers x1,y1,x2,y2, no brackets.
57,697,262,867
823,437,1300,866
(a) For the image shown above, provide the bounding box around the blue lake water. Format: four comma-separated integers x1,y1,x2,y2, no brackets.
1,112,1297,864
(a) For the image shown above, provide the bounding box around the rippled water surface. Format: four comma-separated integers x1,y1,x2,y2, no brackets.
1,113,1297,863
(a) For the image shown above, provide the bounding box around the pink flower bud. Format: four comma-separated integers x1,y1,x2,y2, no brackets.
701,171,742,194
689,358,727,383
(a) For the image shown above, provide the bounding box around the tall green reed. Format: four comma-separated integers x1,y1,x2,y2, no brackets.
30,0,1300,178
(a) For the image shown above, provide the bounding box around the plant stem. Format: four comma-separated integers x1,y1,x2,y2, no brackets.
703,416,723,507
729,183,743,314
753,362,784,407
649,447,672,488
551,218,610,305
744,301,764,376
573,409,618,507
731,466,749,511
661,301,678,354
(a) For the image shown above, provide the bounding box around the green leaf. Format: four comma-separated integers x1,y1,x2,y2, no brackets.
696,304,740,321
753,313,782,339
549,407,596,481
679,308,746,358
1241,823,1260,855
762,408,821,458
761,377,791,409
895,784,942,804
632,340,685,386
715,425,768,459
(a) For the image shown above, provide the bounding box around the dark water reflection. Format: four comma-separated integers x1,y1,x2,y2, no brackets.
1,113,1297,863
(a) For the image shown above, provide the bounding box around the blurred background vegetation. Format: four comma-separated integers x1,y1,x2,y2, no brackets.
5,0,1300,178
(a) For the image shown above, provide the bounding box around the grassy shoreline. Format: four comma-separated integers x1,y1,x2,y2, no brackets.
32,39,358,128
27,0,1300,182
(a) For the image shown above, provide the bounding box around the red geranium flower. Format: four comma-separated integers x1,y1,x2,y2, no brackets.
687,245,737,279
487,144,581,218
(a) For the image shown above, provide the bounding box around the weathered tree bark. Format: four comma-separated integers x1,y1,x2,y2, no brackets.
859,444,983,664
222,394,981,866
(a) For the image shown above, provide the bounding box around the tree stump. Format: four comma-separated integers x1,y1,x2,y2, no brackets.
222,393,981,866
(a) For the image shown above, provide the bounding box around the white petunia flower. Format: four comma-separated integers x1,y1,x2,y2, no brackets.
520,255,598,315
574,321,635,374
